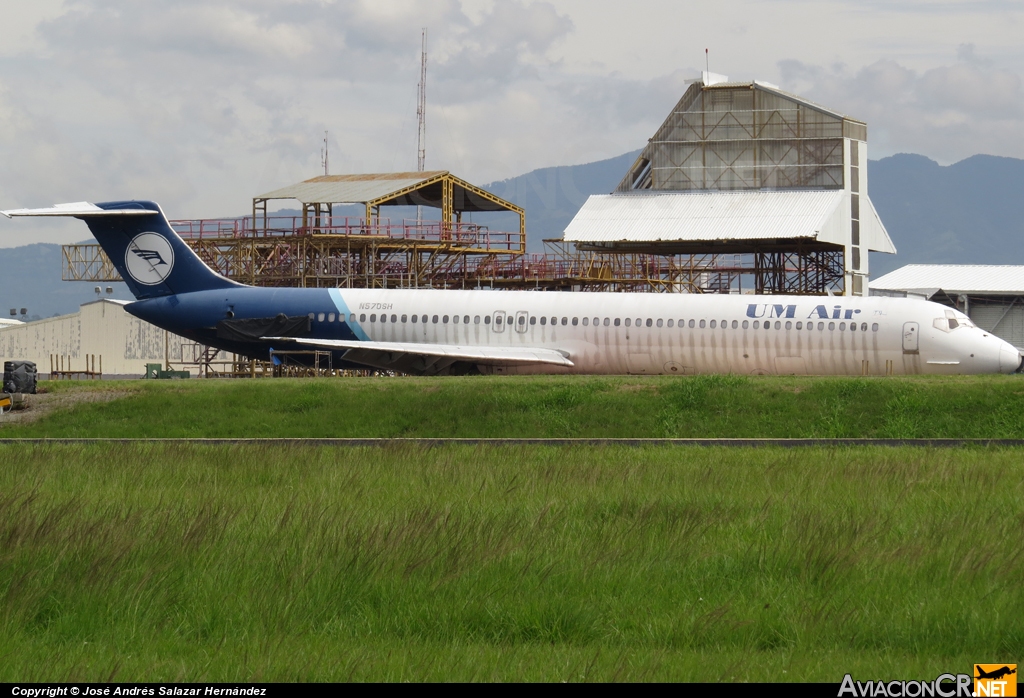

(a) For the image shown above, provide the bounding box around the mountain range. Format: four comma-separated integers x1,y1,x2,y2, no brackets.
2,151,1021,317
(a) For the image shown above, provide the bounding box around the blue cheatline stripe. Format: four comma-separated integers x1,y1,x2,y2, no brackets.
328,289,369,341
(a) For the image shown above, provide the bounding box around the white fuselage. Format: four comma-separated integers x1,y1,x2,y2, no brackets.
329,289,1021,376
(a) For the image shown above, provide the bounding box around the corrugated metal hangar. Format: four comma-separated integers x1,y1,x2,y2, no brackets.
872,265,1024,349
0,299,211,377
564,72,896,296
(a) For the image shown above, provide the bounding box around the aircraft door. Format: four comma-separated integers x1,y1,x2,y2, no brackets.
514,311,529,334
902,322,919,354
492,310,506,333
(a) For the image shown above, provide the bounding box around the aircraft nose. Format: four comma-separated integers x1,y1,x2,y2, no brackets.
999,343,1023,374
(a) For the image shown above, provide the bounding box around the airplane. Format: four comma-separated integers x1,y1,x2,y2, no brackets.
2,199,1022,376
976,666,1016,681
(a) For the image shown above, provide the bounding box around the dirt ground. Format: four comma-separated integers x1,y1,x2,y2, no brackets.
0,388,133,425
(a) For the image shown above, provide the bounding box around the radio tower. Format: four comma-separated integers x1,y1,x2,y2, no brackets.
416,28,427,172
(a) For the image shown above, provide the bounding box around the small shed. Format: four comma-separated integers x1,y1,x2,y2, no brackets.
254,171,524,246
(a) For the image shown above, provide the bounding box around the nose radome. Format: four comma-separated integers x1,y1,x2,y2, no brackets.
999,344,1022,374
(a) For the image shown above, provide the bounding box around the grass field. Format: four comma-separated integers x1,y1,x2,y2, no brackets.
4,373,1024,438
0,442,1021,682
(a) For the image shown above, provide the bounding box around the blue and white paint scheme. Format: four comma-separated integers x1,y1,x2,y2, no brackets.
3,200,1021,376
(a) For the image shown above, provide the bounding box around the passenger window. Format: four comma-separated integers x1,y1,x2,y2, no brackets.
561,317,568,326
484,316,490,324
328,313,335,322
688,320,695,329
350,314,356,323
360,314,366,322
709,320,716,329
540,317,547,325
530,316,537,325
411,315,418,323
308,312,315,320
551,317,557,325
840,322,846,330
678,319,685,327
582,317,589,326
774,321,781,330
474,315,481,324
625,318,631,327
443,315,449,324
572,317,578,326
667,319,674,328
400,314,406,323
818,322,825,330
742,320,749,329
656,319,662,328
753,321,759,329
635,318,641,327
391,314,397,323
464,316,470,324
453,315,459,324
731,320,738,329
603,318,610,326
614,318,621,326
421,315,427,323
518,316,526,325
872,323,879,331
646,318,653,327
828,322,836,330
796,322,802,329
785,321,792,330
593,317,599,326
370,314,377,322
851,322,857,331
699,320,706,328
433,315,439,323
861,323,868,331
381,314,387,324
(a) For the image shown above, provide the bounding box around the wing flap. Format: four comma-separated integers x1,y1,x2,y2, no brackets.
267,337,574,368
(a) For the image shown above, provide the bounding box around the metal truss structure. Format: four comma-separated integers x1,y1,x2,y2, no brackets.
62,221,844,295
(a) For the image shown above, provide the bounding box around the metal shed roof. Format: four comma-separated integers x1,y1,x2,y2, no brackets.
564,190,840,242
871,265,1024,296
255,171,520,213
258,172,445,205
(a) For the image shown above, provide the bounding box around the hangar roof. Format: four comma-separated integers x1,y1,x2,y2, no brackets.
871,265,1024,297
563,190,896,254
255,171,521,214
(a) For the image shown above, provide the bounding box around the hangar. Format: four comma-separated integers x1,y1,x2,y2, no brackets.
871,265,1024,348
563,72,896,296
0,298,217,377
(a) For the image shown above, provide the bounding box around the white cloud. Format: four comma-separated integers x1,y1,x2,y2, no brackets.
4,0,1024,248
778,53,1024,163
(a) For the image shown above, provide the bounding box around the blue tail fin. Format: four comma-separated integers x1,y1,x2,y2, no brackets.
83,200,238,299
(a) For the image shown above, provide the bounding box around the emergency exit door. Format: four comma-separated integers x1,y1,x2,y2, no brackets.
902,322,919,354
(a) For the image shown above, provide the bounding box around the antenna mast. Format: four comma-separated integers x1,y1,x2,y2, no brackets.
321,130,329,176
416,28,427,172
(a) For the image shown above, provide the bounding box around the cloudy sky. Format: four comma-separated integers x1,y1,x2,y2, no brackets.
1,0,1023,246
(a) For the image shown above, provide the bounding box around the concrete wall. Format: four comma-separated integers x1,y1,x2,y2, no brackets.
0,299,201,376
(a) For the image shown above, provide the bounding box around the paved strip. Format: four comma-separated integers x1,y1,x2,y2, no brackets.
1,438,1023,447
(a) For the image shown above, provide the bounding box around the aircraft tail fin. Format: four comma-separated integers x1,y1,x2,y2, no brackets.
0,200,238,299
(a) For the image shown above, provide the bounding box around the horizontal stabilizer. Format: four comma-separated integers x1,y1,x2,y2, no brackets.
267,336,574,370
0,202,157,218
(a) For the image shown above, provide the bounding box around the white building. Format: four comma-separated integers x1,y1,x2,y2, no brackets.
0,298,203,377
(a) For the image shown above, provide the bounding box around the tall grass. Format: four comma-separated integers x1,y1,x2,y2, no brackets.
0,444,1020,681
7,374,1024,438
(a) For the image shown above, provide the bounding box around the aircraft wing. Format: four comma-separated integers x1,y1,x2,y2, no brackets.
266,337,574,374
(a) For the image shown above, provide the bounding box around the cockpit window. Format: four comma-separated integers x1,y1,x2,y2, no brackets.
935,309,975,332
